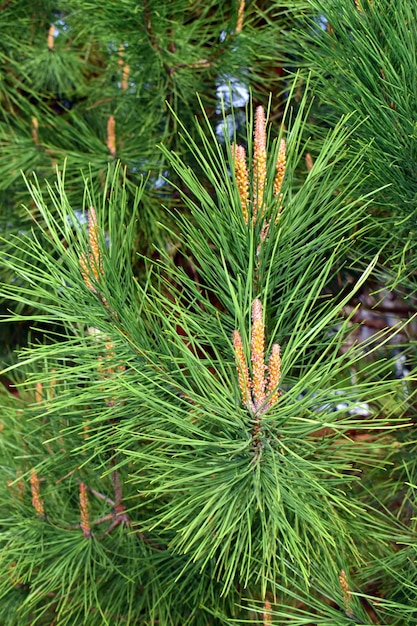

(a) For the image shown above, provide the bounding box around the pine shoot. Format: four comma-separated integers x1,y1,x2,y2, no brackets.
232,143,249,224
253,106,267,221
251,299,266,409
30,470,45,517
79,483,92,538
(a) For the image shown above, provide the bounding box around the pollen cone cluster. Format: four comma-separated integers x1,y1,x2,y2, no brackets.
231,107,287,226
233,299,281,414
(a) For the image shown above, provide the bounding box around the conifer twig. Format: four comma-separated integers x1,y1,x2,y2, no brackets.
89,487,115,506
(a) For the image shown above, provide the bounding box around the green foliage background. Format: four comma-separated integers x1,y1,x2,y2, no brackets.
1,1,417,624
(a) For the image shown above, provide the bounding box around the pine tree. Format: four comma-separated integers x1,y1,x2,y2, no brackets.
2,2,417,625
0,82,415,623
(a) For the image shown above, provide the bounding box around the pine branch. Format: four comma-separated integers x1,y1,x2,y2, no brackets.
0,80,416,623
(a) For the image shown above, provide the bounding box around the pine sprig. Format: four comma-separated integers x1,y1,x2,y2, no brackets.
0,92,415,622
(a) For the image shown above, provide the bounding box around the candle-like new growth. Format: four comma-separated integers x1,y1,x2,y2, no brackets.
233,330,251,408
253,106,267,220
79,482,92,538
267,343,281,406
251,299,266,408
107,115,116,156
118,45,130,90
35,381,43,404
263,600,272,625
30,469,45,517
80,206,103,293
31,117,39,145
236,0,245,33
232,143,249,224
47,24,55,50
87,207,100,270
121,64,130,91
273,138,286,199
339,569,354,618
